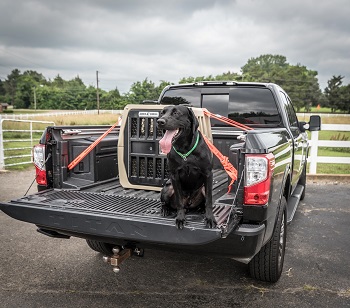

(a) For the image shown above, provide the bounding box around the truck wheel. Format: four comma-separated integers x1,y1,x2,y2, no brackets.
248,198,287,283
86,239,114,256
298,164,307,200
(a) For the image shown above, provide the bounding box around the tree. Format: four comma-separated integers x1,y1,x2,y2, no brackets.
4,69,21,106
324,75,343,112
281,65,322,112
339,84,350,113
0,79,5,99
241,54,288,81
126,78,166,104
100,87,123,109
52,75,65,88
1,61,346,112
23,70,46,84
215,71,242,81
241,55,322,111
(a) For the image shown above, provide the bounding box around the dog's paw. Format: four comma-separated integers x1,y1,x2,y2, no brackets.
175,211,186,230
204,215,217,228
161,206,169,217
175,218,185,230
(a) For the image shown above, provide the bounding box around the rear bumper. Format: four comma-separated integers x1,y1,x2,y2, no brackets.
226,223,265,263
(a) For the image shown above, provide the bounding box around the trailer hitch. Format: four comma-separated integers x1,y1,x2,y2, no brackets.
103,246,144,273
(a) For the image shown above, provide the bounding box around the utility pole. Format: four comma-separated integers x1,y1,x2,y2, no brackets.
96,70,100,115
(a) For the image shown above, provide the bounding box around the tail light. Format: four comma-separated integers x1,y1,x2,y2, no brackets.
244,153,275,205
33,144,47,186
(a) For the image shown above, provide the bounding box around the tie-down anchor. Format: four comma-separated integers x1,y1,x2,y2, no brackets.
103,246,144,273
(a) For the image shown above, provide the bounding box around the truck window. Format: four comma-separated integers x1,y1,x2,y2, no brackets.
228,88,282,126
161,86,282,127
202,94,229,127
280,91,298,128
160,88,201,107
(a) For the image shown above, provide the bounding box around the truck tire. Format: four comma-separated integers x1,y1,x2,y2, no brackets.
248,198,287,283
298,164,307,201
86,239,114,256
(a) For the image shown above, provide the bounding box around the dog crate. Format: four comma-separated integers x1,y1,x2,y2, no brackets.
118,105,213,191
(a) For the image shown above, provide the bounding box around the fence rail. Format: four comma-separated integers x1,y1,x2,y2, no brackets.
308,124,350,174
0,110,122,120
0,115,349,174
0,119,55,169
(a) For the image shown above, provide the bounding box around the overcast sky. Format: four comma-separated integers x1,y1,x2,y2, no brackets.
0,0,349,94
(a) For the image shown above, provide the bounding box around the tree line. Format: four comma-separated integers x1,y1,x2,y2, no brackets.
0,54,349,113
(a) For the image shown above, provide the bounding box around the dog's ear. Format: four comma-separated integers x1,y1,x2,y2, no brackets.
188,108,199,134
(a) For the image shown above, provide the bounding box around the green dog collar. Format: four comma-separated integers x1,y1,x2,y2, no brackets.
172,132,200,161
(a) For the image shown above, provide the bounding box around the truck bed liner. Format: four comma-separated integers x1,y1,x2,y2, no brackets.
1,170,241,245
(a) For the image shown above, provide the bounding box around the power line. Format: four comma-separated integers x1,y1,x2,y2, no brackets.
0,47,44,68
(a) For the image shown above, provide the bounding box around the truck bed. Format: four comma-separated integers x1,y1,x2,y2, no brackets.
1,169,241,246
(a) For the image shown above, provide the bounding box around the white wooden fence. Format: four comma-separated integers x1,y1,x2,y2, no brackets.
0,110,122,120
0,115,349,174
308,124,350,174
0,119,55,169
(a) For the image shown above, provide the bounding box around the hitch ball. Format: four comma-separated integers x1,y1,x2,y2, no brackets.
102,256,110,263
112,266,120,273
112,247,120,254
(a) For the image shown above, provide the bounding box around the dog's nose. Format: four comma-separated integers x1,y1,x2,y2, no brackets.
157,118,166,126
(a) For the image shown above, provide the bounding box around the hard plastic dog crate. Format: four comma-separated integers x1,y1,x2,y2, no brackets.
117,105,213,191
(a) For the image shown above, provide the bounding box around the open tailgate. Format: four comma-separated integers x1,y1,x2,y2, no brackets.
0,186,239,245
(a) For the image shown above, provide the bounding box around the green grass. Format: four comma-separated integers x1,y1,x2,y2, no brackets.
309,130,350,174
298,106,347,113
11,109,56,114
3,131,41,170
298,115,350,125
317,131,350,140
307,163,349,175
318,147,350,156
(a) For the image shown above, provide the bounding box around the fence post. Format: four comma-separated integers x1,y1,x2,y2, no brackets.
0,117,4,170
309,130,319,174
30,122,33,148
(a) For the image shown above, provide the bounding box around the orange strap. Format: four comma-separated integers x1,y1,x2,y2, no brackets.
201,108,253,192
202,134,237,193
67,121,119,170
203,109,253,131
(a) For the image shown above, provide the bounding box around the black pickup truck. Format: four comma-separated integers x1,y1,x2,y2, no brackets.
0,81,321,282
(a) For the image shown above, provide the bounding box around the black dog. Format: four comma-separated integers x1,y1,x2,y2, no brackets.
157,105,217,229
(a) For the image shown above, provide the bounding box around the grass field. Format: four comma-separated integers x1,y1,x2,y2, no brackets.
2,112,349,174
298,105,347,113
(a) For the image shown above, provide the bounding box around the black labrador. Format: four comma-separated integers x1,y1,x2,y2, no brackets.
157,105,217,229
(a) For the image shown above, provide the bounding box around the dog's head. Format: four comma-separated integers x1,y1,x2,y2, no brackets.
157,105,199,154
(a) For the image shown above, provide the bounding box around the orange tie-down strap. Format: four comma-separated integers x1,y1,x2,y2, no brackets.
67,120,120,170
201,109,253,193
202,109,253,131
202,134,238,193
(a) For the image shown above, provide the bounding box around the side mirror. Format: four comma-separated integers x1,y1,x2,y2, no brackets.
308,115,321,131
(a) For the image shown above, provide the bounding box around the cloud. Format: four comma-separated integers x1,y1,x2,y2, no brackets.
0,0,349,93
